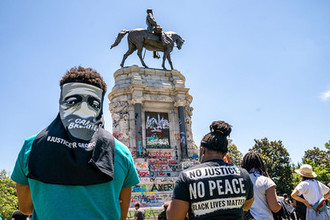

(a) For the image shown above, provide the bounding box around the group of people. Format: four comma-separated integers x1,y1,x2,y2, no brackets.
165,121,330,220
11,66,330,220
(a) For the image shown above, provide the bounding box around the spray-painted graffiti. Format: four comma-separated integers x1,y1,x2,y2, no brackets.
174,133,180,143
139,177,177,183
145,112,170,149
148,159,176,165
180,131,186,146
135,161,148,170
146,134,170,149
133,183,174,192
148,151,173,159
137,170,150,177
151,183,174,191
146,113,169,131
149,171,179,177
137,141,143,157
131,192,172,207
132,185,149,193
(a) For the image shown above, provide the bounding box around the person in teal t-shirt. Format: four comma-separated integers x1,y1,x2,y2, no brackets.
11,66,140,220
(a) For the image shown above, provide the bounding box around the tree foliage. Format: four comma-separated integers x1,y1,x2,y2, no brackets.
0,170,18,220
301,145,330,185
227,140,243,166
249,138,293,195
302,147,329,167
325,140,330,151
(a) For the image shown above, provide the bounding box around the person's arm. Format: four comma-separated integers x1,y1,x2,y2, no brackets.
291,188,312,209
323,190,330,200
166,199,189,220
242,197,254,211
265,186,281,213
119,187,132,220
16,183,33,215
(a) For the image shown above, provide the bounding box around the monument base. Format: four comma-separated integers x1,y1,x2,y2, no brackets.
108,65,199,207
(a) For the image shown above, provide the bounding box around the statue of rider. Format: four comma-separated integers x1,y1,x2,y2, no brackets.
146,8,170,47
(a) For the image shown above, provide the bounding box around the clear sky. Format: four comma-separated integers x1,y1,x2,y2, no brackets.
1,0,329,174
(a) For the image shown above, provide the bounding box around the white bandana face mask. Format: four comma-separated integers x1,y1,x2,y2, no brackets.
59,82,104,141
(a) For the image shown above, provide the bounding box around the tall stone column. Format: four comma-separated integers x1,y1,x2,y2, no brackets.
134,103,143,158
178,106,188,159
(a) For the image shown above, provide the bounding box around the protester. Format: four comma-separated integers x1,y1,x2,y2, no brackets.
291,164,330,220
158,202,169,220
283,193,293,206
241,152,282,219
282,193,295,220
134,202,145,220
167,120,254,220
11,66,140,219
11,210,30,220
293,196,306,220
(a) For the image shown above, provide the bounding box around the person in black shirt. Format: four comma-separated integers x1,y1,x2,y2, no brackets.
158,202,169,220
134,202,145,220
167,121,254,220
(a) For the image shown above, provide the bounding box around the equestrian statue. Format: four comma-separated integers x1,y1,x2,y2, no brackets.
110,8,185,70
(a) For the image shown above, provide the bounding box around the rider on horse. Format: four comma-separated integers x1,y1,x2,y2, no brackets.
146,8,170,58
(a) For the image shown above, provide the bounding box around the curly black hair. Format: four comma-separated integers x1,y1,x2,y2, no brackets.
60,66,107,92
241,152,269,177
201,120,232,153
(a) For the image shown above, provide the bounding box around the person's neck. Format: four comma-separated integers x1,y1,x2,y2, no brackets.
202,153,225,162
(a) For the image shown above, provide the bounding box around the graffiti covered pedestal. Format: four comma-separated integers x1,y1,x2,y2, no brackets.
108,65,198,207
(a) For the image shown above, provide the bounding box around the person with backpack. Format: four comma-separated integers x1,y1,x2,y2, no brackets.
291,164,330,219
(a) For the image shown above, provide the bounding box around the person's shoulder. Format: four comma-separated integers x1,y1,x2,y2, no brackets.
24,134,37,146
114,138,133,158
20,134,37,155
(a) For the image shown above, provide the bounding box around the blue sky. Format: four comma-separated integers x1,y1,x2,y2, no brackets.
1,0,329,174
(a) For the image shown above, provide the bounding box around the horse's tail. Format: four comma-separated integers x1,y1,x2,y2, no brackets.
110,29,129,49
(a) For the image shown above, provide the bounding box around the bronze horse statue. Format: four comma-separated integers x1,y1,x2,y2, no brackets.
110,29,184,70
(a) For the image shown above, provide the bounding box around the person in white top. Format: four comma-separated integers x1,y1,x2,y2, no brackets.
291,164,330,220
241,152,282,220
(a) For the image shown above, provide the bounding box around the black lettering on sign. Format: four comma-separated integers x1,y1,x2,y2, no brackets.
151,184,174,191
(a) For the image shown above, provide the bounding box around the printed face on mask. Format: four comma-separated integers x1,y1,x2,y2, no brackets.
60,82,103,141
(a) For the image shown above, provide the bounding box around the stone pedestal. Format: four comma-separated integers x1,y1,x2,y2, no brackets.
108,65,198,207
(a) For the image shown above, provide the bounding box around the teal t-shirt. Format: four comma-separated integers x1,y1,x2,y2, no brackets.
12,135,140,220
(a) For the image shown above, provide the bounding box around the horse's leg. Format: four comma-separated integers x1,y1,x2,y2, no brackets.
167,53,174,70
120,41,136,67
137,45,148,68
162,47,171,70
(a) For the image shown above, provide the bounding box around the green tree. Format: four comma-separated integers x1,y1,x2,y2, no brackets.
325,140,330,151
0,170,18,220
227,140,243,166
301,146,330,185
249,138,293,195
302,147,329,167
